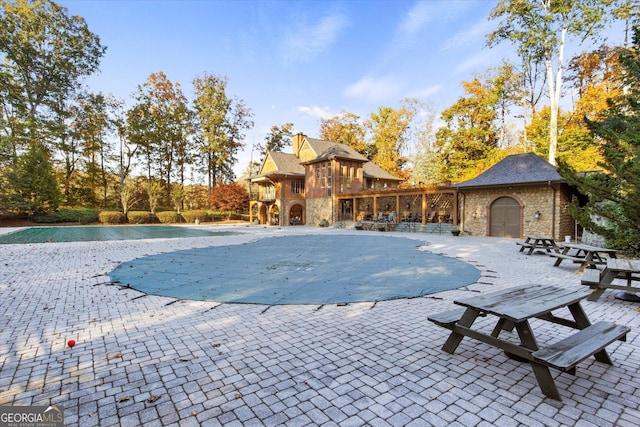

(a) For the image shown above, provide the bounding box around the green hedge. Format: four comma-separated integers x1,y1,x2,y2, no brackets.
33,208,99,224
181,210,208,223
156,211,181,224
99,211,126,224
127,211,156,224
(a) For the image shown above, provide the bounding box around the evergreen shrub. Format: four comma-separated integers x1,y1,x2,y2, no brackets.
156,211,181,224
33,208,99,224
127,211,156,224
99,211,126,224
181,210,208,223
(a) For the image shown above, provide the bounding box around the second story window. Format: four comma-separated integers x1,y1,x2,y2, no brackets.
291,180,305,194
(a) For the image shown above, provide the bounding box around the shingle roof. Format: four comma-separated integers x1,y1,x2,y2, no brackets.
454,153,563,189
253,136,403,182
304,138,369,163
363,162,404,181
252,151,304,179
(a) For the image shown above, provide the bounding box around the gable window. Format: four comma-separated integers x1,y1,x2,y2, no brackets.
291,180,305,194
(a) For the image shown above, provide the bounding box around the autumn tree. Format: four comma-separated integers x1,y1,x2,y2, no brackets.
208,182,249,214
366,99,418,177
559,27,640,255
129,72,193,205
319,111,368,156
487,0,621,165
435,75,499,182
193,73,253,191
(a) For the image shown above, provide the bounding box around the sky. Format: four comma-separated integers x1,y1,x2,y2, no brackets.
57,0,627,180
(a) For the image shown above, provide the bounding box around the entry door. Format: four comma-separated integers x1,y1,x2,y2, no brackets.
490,197,521,238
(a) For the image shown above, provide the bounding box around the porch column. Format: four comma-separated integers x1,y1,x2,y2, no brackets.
421,194,426,224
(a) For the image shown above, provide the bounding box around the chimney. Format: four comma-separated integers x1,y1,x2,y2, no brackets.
292,132,305,158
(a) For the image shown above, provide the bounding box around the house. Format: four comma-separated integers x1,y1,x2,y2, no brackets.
454,153,576,240
249,133,404,226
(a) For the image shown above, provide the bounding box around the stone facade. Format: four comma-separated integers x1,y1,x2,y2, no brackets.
459,184,575,240
305,197,333,227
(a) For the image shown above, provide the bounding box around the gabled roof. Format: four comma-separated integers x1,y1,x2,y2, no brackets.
252,151,304,180
252,135,403,182
454,153,563,189
303,138,369,163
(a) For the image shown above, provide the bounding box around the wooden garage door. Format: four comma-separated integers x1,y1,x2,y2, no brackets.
490,197,521,238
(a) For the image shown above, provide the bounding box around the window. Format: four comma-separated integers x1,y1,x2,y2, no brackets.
291,180,305,194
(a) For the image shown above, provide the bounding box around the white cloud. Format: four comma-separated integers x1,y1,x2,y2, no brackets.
344,76,402,103
281,13,349,64
298,105,334,120
398,2,433,37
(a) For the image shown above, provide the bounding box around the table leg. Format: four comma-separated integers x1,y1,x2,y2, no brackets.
554,247,570,267
442,308,480,354
514,321,562,401
567,303,613,365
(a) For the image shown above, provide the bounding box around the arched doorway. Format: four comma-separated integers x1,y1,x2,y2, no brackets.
270,205,280,225
289,204,304,225
490,196,521,237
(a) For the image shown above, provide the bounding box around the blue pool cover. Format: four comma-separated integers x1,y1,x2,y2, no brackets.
109,234,481,305
0,225,234,244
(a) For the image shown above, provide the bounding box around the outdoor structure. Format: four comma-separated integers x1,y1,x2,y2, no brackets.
453,153,576,240
249,133,459,227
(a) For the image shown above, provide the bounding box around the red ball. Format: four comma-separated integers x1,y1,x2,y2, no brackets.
67,340,76,348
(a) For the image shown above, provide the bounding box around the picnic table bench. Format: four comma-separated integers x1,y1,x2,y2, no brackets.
516,235,561,255
581,258,640,302
428,284,629,401
550,243,618,272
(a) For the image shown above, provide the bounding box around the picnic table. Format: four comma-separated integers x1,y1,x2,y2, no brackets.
581,258,640,302
549,243,618,272
428,284,629,401
516,235,561,255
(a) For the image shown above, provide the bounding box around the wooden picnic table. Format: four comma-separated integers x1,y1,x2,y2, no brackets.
428,284,629,401
581,258,640,302
516,235,561,255
550,243,618,272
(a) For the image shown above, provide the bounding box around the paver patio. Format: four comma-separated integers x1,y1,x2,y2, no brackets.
0,225,638,426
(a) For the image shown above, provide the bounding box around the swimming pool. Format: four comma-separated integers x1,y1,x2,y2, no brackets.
0,225,235,244
110,234,481,305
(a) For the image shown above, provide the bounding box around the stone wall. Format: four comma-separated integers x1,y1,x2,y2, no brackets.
306,198,333,227
460,184,574,239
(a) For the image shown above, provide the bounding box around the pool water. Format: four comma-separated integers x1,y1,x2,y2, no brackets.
0,225,235,244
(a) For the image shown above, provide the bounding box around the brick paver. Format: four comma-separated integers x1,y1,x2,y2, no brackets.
0,225,638,426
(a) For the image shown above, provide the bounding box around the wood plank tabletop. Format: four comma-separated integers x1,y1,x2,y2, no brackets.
454,284,592,323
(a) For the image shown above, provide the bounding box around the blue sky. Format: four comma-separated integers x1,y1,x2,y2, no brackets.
58,0,626,178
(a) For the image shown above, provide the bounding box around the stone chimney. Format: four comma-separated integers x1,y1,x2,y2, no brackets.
292,133,305,158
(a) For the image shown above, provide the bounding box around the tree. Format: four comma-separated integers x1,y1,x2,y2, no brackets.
435,75,499,182
0,0,104,213
9,143,61,214
558,27,640,255
259,122,294,158
319,111,368,156
129,72,193,205
366,99,418,177
0,0,105,148
208,182,249,214
487,0,619,165
193,73,253,190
